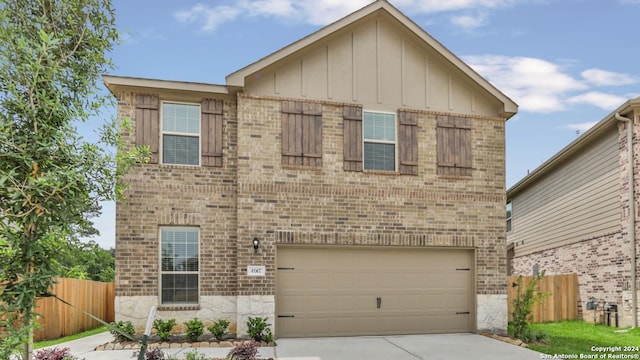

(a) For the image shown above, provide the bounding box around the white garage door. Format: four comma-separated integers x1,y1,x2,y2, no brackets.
276,247,475,338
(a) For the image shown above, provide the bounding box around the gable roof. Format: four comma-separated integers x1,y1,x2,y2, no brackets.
226,0,517,118
507,97,640,197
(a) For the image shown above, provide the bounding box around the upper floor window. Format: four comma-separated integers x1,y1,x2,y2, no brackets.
363,111,396,171
343,106,418,175
506,201,512,232
162,102,200,165
160,227,199,305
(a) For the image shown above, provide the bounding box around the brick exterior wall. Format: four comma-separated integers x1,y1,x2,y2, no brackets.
235,93,508,297
114,90,239,300
114,89,509,332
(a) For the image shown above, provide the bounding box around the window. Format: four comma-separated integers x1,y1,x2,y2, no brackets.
506,201,512,232
160,227,199,305
162,102,200,165
363,111,396,171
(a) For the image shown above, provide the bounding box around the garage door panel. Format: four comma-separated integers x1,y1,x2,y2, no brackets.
277,247,474,338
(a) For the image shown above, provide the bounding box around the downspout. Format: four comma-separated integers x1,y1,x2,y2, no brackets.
615,112,637,328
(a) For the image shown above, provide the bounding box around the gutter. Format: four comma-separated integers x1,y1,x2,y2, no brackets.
615,112,638,329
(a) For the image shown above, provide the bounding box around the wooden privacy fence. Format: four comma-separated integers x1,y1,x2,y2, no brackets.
34,278,114,340
507,273,579,323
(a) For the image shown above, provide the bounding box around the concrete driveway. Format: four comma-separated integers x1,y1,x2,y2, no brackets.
275,333,541,360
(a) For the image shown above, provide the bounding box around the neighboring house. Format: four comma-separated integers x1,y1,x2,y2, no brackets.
507,98,640,327
104,0,517,338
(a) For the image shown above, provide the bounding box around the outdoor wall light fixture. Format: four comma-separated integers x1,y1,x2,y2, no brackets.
253,238,260,254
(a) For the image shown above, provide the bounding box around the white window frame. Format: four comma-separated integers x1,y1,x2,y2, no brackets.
159,226,200,306
362,110,398,171
160,101,201,166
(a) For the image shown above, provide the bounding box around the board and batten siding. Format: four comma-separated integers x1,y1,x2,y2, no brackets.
508,125,620,255
244,12,501,116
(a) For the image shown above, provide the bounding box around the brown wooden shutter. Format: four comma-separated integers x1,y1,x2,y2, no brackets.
398,110,418,175
282,100,303,165
201,98,224,167
343,106,363,172
281,101,322,167
436,115,472,176
302,102,323,167
135,94,159,164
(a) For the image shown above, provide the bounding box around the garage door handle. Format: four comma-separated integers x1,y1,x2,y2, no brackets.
456,311,470,315
377,297,381,309
278,315,295,318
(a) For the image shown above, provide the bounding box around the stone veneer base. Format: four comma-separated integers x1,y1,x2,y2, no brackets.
476,294,507,334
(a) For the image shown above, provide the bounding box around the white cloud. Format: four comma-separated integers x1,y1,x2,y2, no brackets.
451,12,488,30
174,4,241,32
565,122,597,133
464,55,587,112
174,0,519,31
581,69,637,86
567,92,628,110
399,0,518,13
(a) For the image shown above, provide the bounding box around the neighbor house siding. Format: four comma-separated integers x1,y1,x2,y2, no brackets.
508,124,619,255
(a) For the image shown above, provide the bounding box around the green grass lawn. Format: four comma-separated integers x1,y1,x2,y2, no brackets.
527,321,640,356
34,325,108,349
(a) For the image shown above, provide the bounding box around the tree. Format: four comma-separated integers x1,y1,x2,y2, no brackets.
510,271,549,342
0,1,143,358
59,239,115,282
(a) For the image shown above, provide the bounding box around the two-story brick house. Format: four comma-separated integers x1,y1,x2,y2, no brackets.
105,0,517,337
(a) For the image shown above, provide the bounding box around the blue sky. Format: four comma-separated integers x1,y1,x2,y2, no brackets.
86,0,640,248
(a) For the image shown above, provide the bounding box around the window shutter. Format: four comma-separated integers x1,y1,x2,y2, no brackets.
281,101,323,167
436,115,472,176
302,102,323,167
135,94,159,164
281,100,303,165
398,110,418,175
201,98,224,167
343,106,363,172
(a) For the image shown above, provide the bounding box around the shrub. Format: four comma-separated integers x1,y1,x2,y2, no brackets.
227,341,259,360
152,318,176,341
110,320,136,342
132,347,167,360
33,347,82,360
510,271,549,341
184,349,207,360
246,317,273,343
184,318,204,342
207,319,230,341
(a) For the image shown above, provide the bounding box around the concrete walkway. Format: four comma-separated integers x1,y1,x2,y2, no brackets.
35,332,541,360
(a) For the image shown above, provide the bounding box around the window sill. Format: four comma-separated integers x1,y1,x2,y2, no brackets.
363,170,400,176
157,305,201,311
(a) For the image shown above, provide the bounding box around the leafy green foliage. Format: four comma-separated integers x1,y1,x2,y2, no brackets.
59,239,115,282
184,318,204,342
152,318,176,341
207,319,230,341
246,317,273,343
227,341,259,360
109,320,136,342
184,349,207,360
0,0,146,358
509,271,548,341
